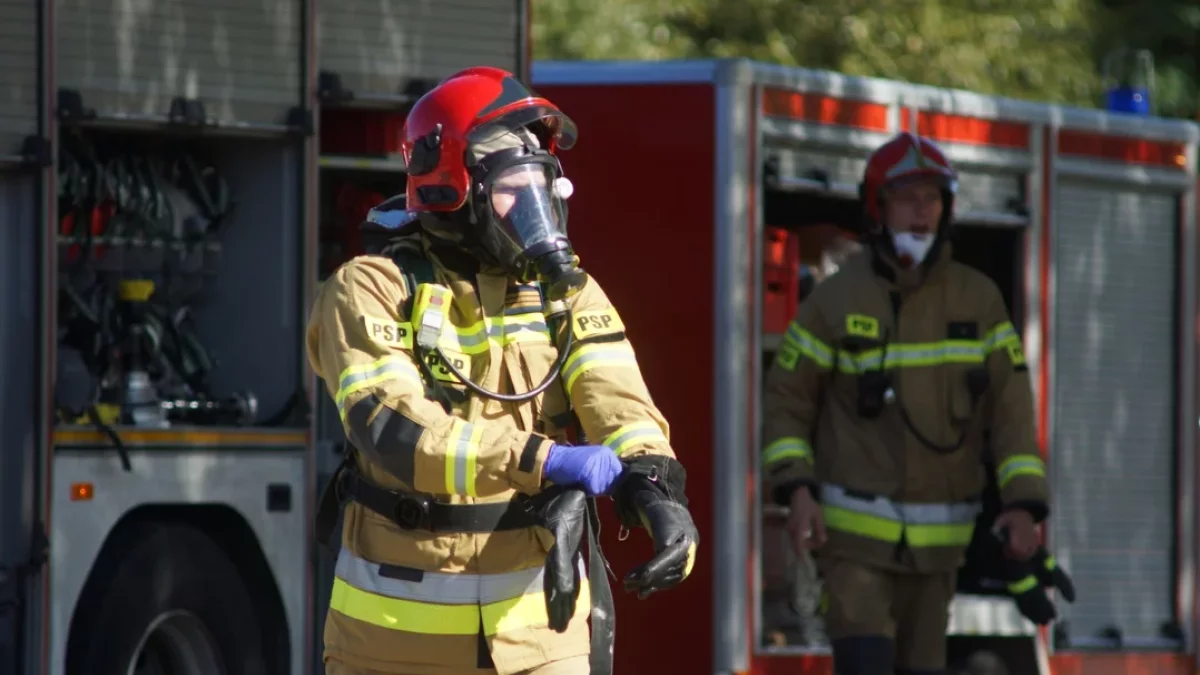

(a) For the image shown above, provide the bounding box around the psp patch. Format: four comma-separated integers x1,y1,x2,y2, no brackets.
362,316,414,349
845,313,880,340
424,349,472,384
572,307,626,341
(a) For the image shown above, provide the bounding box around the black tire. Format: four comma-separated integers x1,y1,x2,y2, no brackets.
65,521,269,675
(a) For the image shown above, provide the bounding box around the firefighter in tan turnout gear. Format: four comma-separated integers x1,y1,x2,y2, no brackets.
761,132,1050,675
307,66,699,675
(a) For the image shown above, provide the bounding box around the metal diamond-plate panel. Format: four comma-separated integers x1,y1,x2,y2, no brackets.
318,0,519,97
56,0,302,125
0,0,38,157
1051,179,1178,644
955,169,1023,214
771,147,867,187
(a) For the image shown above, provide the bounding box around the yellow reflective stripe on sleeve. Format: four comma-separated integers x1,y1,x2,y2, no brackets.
782,322,834,369
997,454,1046,488
561,342,638,393
335,356,424,420
1043,554,1058,572
443,419,482,496
1008,574,1038,595
464,422,483,496
821,505,903,542
985,321,1020,353
763,437,813,465
601,421,668,455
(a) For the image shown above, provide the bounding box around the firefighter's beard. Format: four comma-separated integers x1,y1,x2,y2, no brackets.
892,231,935,267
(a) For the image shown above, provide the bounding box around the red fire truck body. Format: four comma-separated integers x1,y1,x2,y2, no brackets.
534,57,1200,675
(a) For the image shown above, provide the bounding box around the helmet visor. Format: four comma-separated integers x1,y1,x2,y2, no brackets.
469,106,578,151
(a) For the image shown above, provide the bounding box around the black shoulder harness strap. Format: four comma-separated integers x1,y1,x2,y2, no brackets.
389,248,436,320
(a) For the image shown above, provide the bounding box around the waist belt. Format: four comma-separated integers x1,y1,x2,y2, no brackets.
315,462,539,545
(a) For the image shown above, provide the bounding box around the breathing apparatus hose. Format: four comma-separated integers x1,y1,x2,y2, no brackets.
422,306,575,404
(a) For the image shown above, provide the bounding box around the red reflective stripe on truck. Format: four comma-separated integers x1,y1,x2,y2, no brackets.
761,88,889,131
1058,129,1187,169
1050,652,1195,675
917,111,1030,150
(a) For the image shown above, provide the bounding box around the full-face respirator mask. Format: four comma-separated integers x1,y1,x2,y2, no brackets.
469,129,585,302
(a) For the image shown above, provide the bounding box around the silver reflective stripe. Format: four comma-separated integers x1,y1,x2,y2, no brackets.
450,421,476,496
986,323,1018,349
441,317,550,351
562,348,638,384
491,319,548,338
602,421,667,455
821,484,981,524
853,344,986,370
822,484,902,520
336,548,556,605
455,328,489,350
900,501,982,524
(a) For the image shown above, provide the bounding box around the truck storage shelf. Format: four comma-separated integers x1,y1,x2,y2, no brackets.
319,154,407,172
53,426,307,448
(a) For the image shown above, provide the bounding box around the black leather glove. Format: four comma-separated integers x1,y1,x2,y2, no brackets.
999,540,1076,626
1007,564,1057,625
1031,546,1076,602
538,487,587,632
612,457,699,599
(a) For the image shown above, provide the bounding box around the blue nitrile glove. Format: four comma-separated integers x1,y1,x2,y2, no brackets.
543,443,624,496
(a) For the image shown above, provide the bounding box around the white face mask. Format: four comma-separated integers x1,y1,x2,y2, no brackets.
892,231,935,266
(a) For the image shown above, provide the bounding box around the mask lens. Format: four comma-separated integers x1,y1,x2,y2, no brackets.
488,162,565,251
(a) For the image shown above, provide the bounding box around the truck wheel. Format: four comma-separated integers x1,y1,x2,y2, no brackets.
66,521,270,675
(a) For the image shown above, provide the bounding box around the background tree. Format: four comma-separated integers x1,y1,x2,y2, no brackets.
533,0,1126,112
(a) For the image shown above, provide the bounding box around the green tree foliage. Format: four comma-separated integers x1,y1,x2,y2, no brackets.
533,0,1105,108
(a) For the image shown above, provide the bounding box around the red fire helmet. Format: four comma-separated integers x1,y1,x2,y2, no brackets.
401,66,578,213
860,132,958,229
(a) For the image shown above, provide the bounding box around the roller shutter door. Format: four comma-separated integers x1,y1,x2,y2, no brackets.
56,0,302,127
318,0,520,97
1051,179,1178,645
0,0,38,159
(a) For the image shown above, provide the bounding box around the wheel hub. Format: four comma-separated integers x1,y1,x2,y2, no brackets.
128,610,224,675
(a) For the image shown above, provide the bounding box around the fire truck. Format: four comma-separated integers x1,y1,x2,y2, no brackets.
0,2,529,674
533,58,1200,675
